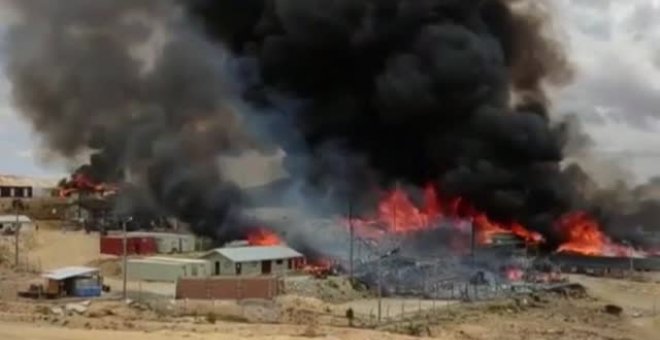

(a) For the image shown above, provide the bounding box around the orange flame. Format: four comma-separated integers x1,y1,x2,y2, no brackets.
247,228,282,246
349,184,544,246
303,258,334,277
556,212,637,257
59,173,118,197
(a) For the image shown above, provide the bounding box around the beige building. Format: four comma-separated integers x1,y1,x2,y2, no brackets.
125,257,211,282
202,245,304,277
0,175,59,198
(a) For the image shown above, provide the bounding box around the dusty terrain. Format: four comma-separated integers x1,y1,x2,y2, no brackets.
1,223,660,339
0,321,416,340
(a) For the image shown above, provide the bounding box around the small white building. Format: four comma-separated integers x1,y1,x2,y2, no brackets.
0,215,34,234
202,245,305,277
125,257,211,282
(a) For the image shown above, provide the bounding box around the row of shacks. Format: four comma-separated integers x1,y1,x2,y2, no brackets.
124,244,306,282
125,244,306,300
99,230,307,280
30,244,306,300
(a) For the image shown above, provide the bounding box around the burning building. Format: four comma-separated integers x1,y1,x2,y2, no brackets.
3,0,660,289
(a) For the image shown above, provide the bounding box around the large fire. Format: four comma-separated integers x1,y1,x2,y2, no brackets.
555,211,640,257
59,173,117,197
247,228,282,246
348,184,544,246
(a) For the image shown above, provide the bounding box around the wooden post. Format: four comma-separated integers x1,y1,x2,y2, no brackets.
122,219,128,301
349,200,354,280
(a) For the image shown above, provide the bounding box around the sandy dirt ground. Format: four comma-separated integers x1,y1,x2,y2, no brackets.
3,224,660,340
338,298,455,318
26,224,100,271
0,321,418,340
570,274,660,339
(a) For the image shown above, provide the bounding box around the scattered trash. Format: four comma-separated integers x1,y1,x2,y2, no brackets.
65,302,89,315
49,306,64,316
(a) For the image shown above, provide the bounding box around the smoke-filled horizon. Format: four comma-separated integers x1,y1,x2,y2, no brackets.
3,0,258,239
3,0,658,250
189,0,579,243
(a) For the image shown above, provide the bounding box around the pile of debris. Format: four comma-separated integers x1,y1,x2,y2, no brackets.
47,301,92,317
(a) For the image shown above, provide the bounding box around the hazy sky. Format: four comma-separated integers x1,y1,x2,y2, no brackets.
1,0,660,182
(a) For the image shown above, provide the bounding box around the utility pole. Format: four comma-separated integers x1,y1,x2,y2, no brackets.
470,221,476,267
376,248,399,324
12,199,23,268
349,199,354,280
393,182,399,233
122,217,129,301
377,255,382,323
623,241,634,274
14,202,19,268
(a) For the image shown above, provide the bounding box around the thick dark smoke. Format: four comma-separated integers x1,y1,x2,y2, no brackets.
189,0,576,243
4,0,255,239
9,0,653,250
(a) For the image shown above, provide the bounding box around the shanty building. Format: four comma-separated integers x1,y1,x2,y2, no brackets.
42,266,103,298
0,175,59,198
100,234,158,256
125,257,211,282
101,231,211,256
127,232,204,254
202,245,305,276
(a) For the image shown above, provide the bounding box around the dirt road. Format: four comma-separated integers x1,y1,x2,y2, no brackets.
0,322,418,340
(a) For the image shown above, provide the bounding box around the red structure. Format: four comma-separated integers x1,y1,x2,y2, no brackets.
100,235,157,256
176,277,283,300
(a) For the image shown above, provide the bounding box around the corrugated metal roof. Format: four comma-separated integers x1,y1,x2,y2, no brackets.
134,256,208,264
206,245,303,262
127,232,196,239
105,232,197,239
0,215,32,223
0,175,60,188
42,266,99,280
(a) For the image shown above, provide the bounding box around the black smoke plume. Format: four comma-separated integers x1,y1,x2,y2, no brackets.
11,0,654,250
4,0,254,239
188,0,576,243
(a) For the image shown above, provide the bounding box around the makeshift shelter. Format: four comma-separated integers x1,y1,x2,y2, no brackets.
41,266,103,298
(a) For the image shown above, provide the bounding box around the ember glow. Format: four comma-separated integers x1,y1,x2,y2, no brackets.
349,184,544,246
303,258,334,278
556,212,637,257
247,228,282,246
503,266,524,282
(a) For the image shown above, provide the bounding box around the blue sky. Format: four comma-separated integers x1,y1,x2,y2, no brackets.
1,1,660,183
